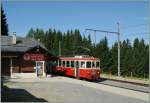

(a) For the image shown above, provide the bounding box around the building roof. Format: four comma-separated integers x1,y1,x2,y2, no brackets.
1,36,47,52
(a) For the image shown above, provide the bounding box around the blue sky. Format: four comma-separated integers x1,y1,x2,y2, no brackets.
2,1,149,47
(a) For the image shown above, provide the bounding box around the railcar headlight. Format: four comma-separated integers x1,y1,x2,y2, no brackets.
92,71,96,75
87,71,90,74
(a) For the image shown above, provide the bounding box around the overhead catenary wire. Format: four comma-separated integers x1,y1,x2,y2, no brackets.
121,32,149,35
85,22,121,77
84,23,149,45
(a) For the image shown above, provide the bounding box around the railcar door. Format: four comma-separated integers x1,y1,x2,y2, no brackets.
75,61,80,78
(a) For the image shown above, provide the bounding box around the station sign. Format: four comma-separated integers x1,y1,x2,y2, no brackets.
23,53,48,61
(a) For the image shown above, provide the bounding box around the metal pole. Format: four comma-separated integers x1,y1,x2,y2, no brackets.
131,72,132,78
59,41,61,57
10,58,12,78
117,22,120,77
148,0,150,100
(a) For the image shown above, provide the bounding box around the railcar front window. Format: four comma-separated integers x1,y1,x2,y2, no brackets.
71,61,74,67
66,61,70,67
96,62,100,68
86,61,91,68
92,61,95,68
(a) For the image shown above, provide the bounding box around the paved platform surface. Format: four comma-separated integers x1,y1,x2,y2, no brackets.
2,76,149,103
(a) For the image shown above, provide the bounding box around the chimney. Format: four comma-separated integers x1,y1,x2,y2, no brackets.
12,32,16,44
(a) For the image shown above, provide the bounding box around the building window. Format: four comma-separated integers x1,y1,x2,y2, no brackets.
86,61,91,68
71,61,74,67
66,61,70,67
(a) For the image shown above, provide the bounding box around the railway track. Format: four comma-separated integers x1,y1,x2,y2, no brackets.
96,77,149,93
99,77,149,86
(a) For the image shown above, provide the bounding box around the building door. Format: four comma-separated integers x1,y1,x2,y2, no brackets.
36,61,44,77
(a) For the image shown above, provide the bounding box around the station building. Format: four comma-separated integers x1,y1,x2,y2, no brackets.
1,33,57,78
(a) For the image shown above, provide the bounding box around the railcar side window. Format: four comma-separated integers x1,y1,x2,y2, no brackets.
62,61,66,67
86,61,91,68
66,61,70,67
71,61,74,67
96,62,100,68
81,61,86,68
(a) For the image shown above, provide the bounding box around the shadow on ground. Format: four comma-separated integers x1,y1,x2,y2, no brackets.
47,73,108,83
1,86,47,102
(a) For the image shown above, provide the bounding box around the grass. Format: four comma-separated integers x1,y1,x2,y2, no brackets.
100,73,149,84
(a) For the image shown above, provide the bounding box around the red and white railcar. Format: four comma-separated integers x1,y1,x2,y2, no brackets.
54,55,100,80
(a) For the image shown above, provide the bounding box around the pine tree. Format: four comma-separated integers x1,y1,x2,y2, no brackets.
95,37,111,73
130,38,148,77
1,5,8,36
45,29,53,51
136,39,148,77
74,29,83,55
26,28,35,38
144,44,149,78
110,42,118,75
120,39,132,76
81,35,92,55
